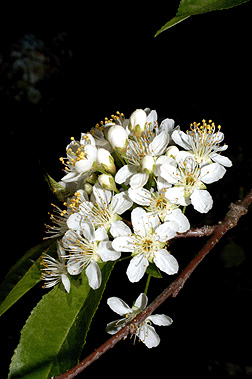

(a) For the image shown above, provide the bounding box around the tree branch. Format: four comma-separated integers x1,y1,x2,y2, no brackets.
53,189,252,379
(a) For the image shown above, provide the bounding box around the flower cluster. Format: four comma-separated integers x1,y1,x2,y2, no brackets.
41,108,231,347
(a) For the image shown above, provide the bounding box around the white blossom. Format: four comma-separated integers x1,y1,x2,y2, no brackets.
115,110,170,189
97,148,116,175
67,183,133,234
62,223,120,290
40,241,70,293
106,293,173,348
160,151,226,213
60,133,97,183
128,186,190,230
172,119,232,167
112,207,179,283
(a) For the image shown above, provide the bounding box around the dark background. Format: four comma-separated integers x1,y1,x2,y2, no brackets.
1,3,252,377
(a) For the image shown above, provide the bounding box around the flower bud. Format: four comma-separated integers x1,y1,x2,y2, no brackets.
129,109,147,137
84,183,93,195
107,125,128,155
98,173,118,192
97,148,116,175
166,145,179,159
141,155,155,174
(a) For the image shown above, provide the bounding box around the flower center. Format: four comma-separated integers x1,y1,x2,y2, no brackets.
187,119,222,162
133,229,162,261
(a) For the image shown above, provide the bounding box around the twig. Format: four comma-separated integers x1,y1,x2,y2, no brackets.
53,189,252,379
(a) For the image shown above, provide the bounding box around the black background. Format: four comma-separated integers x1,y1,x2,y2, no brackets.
1,3,252,377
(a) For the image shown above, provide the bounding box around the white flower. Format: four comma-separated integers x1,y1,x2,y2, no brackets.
112,207,179,283
115,112,170,189
106,293,173,348
44,190,88,239
160,151,226,213
172,119,232,167
60,133,97,183
40,241,70,293
67,183,133,233
62,223,120,290
128,187,190,231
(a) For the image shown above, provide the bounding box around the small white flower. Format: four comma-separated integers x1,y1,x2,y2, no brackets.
128,186,190,230
160,151,226,213
115,111,170,189
67,183,133,233
44,190,88,239
60,133,97,183
40,241,70,293
98,173,118,192
172,119,232,167
106,293,173,348
112,207,179,283
62,223,120,290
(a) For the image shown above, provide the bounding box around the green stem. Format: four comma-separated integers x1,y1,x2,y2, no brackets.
182,206,187,214
144,274,151,295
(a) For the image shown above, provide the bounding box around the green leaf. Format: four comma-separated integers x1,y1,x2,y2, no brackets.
146,262,163,278
0,239,57,317
8,262,115,379
44,171,73,202
155,0,250,36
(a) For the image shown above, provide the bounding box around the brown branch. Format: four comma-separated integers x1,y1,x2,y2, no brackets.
53,189,252,379
174,224,216,239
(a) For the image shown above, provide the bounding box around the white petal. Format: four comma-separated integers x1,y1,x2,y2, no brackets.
129,172,149,189
112,236,135,252
138,324,160,348
211,153,232,167
148,314,173,326
86,261,102,290
159,118,175,133
110,220,132,238
94,226,109,242
128,187,151,206
134,293,148,310
110,192,133,215
126,254,149,283
75,159,93,174
66,213,82,230
190,188,213,213
81,222,95,241
148,131,169,156
160,164,179,185
154,249,179,275
92,183,112,206
107,297,131,316
165,187,189,206
164,208,190,233
98,241,121,261
155,222,177,242
67,259,83,275
61,171,82,183
200,163,226,184
115,165,137,184
143,213,160,232
131,207,147,236
171,130,192,150
61,274,71,293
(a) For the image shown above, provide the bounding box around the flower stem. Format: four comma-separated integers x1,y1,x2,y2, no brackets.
182,206,187,214
144,274,151,295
